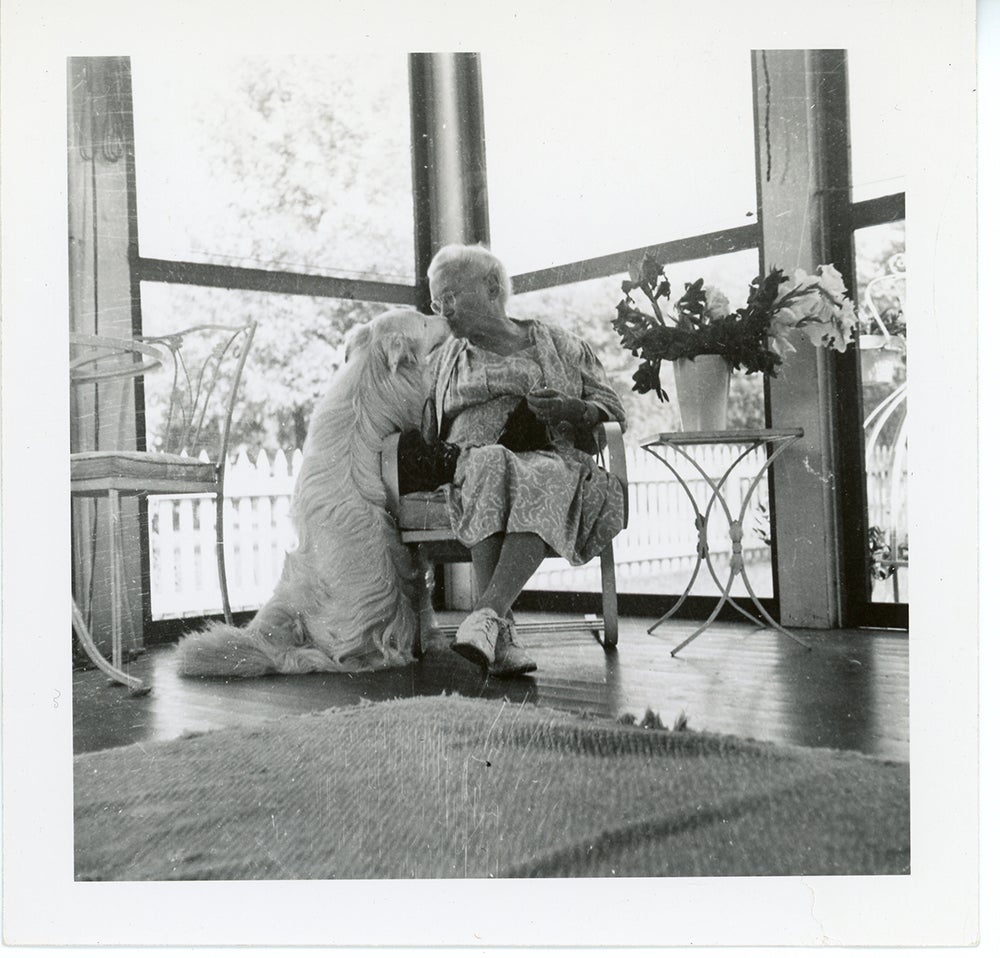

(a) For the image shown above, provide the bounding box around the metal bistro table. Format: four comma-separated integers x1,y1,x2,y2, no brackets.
640,428,809,656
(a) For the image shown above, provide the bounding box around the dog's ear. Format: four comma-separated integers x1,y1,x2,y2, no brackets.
377,332,419,374
344,322,373,361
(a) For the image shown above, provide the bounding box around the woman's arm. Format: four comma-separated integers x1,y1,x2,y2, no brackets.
524,334,627,451
578,341,627,430
525,389,600,428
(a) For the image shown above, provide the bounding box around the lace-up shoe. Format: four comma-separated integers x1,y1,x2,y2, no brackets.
489,619,537,678
452,607,501,670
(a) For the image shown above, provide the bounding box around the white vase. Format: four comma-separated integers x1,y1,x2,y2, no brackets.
672,355,731,431
859,333,906,385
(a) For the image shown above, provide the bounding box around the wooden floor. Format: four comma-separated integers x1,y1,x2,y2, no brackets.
73,612,909,762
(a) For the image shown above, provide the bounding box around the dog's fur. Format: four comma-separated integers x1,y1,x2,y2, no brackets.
175,309,449,677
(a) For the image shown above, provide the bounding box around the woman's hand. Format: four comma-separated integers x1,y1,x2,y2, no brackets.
526,388,595,427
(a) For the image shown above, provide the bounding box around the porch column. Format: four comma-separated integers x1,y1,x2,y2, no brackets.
68,56,146,653
409,52,490,609
752,49,855,628
409,52,491,301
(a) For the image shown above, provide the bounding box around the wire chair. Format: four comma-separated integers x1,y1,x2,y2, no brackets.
70,322,257,693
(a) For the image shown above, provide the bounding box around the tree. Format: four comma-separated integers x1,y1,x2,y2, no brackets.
145,53,415,454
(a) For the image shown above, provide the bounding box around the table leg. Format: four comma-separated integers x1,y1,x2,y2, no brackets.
697,516,812,652
668,564,739,656
647,512,708,634
728,438,812,650
735,564,812,649
645,433,811,655
657,450,754,654
700,519,781,625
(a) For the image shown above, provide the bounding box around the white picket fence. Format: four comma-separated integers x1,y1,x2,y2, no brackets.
866,442,907,543
148,444,780,620
148,449,302,619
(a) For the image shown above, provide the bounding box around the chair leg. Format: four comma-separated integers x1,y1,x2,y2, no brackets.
72,599,151,695
110,490,140,657
414,549,450,659
107,489,123,672
215,489,233,625
599,544,619,650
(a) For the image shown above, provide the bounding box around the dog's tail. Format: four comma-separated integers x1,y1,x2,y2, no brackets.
176,608,337,678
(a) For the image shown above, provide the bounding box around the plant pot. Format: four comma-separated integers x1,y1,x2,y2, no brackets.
859,334,906,385
672,355,731,431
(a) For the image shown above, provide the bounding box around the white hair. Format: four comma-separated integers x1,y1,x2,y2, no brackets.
428,243,513,307
175,309,442,677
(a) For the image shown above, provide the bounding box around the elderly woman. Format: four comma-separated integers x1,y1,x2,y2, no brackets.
427,243,626,677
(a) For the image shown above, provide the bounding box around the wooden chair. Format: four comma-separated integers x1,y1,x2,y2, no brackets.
70,322,257,693
380,421,628,650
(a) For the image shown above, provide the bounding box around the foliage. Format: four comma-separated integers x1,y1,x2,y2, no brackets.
855,229,906,340
611,252,860,403
858,252,906,341
617,708,689,732
726,373,766,429
153,55,414,453
868,526,898,582
752,501,772,548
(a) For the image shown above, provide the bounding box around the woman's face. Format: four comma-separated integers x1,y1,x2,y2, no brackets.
429,264,496,341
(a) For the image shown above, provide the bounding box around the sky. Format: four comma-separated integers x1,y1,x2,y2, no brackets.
128,39,904,279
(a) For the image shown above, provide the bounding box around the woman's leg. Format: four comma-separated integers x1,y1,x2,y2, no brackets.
455,531,544,676
473,531,547,618
469,532,504,610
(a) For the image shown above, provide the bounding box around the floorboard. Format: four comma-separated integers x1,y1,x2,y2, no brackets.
72,614,909,762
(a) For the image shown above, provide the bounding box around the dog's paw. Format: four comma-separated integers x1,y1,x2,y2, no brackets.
418,625,450,654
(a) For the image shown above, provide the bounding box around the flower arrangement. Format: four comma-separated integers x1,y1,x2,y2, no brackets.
611,252,860,401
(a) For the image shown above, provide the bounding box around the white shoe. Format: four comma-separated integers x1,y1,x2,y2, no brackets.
489,620,537,678
452,607,501,670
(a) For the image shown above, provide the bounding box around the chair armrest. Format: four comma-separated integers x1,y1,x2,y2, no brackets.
69,333,166,384
595,421,629,528
380,433,402,519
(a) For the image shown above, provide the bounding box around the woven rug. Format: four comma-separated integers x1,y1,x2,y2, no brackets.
74,694,909,880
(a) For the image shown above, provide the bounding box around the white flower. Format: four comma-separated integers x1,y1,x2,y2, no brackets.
815,264,849,301
768,308,800,358
775,269,821,319
771,266,859,354
704,286,731,321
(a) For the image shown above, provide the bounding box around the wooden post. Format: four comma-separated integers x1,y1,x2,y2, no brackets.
68,57,146,653
752,50,855,628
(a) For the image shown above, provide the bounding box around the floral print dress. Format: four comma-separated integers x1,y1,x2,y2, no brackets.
431,320,627,565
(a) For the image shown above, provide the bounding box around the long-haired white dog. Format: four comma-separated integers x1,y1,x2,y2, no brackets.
176,309,449,677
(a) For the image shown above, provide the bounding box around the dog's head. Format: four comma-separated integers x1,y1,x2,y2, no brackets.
347,309,450,431
345,309,449,370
